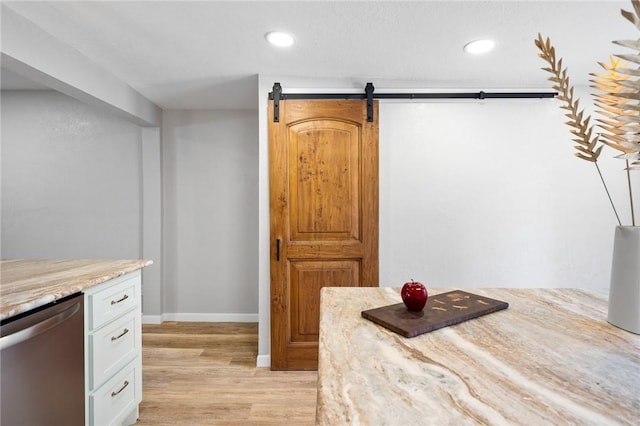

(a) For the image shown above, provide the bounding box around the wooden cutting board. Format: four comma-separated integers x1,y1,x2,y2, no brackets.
361,290,509,338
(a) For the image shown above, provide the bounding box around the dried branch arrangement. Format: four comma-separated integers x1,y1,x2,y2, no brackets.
534,0,640,226
535,35,604,162
592,58,639,167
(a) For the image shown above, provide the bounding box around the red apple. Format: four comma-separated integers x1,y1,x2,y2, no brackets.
401,280,428,311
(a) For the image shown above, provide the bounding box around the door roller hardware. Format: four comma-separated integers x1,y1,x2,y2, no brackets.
268,82,556,122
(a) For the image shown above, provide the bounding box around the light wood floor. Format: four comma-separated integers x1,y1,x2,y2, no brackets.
137,322,318,425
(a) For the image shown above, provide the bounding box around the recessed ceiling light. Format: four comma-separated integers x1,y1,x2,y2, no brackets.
265,31,295,48
463,39,495,55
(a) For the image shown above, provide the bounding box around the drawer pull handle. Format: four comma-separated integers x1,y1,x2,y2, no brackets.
111,328,129,341
111,294,129,305
111,380,129,397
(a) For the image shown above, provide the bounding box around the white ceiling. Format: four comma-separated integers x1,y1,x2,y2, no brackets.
2,0,637,110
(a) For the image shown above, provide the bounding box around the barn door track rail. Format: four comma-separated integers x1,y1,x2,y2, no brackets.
269,82,556,122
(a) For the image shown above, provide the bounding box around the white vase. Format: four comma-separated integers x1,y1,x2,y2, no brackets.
607,226,640,334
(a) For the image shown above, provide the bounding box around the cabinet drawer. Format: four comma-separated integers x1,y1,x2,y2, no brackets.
87,273,139,331
89,310,140,391
90,360,140,426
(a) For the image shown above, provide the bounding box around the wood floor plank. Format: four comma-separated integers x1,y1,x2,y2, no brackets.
138,322,317,425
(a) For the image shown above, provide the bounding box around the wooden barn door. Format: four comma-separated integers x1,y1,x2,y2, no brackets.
269,99,379,370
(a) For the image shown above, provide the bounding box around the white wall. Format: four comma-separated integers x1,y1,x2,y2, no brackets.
2,6,163,317
256,77,636,366
1,90,142,259
141,127,163,319
379,100,626,289
162,109,259,321
1,90,258,322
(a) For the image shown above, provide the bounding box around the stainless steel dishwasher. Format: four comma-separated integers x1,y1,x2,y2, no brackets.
1,293,85,426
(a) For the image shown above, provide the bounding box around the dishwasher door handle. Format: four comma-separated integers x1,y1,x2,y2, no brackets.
0,302,81,350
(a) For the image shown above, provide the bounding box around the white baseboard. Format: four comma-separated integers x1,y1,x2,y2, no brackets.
142,315,163,324
143,312,259,323
256,354,270,368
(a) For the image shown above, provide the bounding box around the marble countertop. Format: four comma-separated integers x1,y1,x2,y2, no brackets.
0,259,152,321
317,287,640,425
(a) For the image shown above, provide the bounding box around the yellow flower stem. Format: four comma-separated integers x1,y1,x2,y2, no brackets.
595,162,622,226
626,160,636,226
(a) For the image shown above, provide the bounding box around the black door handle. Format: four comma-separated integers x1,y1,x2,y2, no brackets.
276,239,281,261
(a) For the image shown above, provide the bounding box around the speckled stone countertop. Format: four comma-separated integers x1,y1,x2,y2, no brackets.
317,287,640,426
0,259,152,321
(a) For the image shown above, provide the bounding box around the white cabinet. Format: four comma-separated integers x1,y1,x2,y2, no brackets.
85,271,142,426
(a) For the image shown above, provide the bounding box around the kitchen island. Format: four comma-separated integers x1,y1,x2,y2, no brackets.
317,287,639,425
